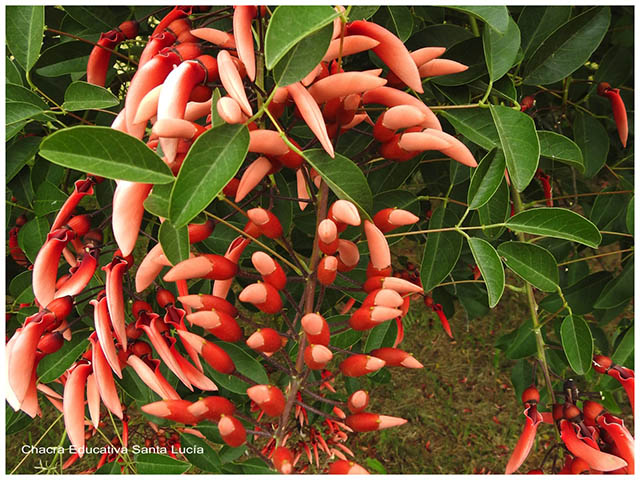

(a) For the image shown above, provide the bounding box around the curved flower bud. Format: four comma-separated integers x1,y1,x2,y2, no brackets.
369,347,423,368
142,399,200,425
246,328,286,354
304,344,333,370
178,294,237,317
287,82,334,157
247,384,286,417
349,306,402,331
186,310,243,343
63,362,93,456
90,336,123,419
418,59,468,78
188,396,236,422
238,282,283,314
218,50,253,116
252,251,287,290
323,35,380,62
233,6,256,81
247,208,283,239
345,412,407,432
340,354,385,377
164,254,238,282
33,229,75,307
218,414,247,447
560,419,627,472
347,390,370,413
505,404,544,474
363,86,440,130
112,181,153,257
273,446,294,474
307,72,386,104
301,313,330,346
177,330,235,374
191,27,236,49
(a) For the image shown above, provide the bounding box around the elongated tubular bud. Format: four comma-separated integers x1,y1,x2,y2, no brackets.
238,282,283,314
152,118,204,140
307,72,387,104
138,30,176,67
364,220,390,270
63,362,92,445
301,313,331,345
248,129,290,156
188,396,235,422
349,306,402,331
373,105,427,143
560,419,627,472
90,337,123,419
187,310,243,343
217,96,247,124
296,169,310,211
400,129,477,167
164,254,238,282
112,181,152,257
329,199,361,227
233,5,256,81
135,244,164,293
369,347,423,368
219,414,247,447
340,354,385,377
8,319,47,407
347,20,422,93
364,275,424,294
287,82,335,157
235,156,273,202
103,255,129,351
252,252,287,290
177,330,235,374
191,27,236,49
373,208,420,234
86,374,100,426
218,50,253,116
273,446,294,474
178,294,237,317
363,86,440,130
317,255,338,286
246,328,285,354
347,390,369,413
142,399,200,425
346,412,407,432
125,355,176,399
323,35,380,62
50,178,95,233
19,363,41,418
33,229,75,307
247,385,286,417
596,414,634,474
419,59,468,78
304,344,333,370
362,288,404,308
133,84,162,124
152,6,192,36
329,460,370,474
336,239,360,272
388,129,449,160
601,87,628,147
606,366,634,413
247,208,283,239
91,297,122,377
185,98,213,122
87,30,125,86
173,353,217,391
318,219,339,254
54,246,98,298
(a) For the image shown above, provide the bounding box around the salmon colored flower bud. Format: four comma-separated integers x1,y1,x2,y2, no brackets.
328,200,361,230
317,256,338,286
246,328,285,354
347,390,370,413
363,275,424,294
301,313,330,345
218,415,246,447
217,96,246,124
346,412,408,432
364,220,390,271
187,310,243,343
373,208,420,234
362,289,404,308
188,396,236,422
141,399,199,425
164,254,238,282
177,330,235,374
156,288,175,308
37,332,64,354
318,219,339,254
369,347,423,368
340,354,385,377
304,344,333,370
179,294,238,317
239,282,283,314
252,252,287,290
187,220,215,244
247,208,283,239
273,446,294,474
521,386,540,405
349,306,402,331
247,385,286,417
328,459,369,474
336,239,360,272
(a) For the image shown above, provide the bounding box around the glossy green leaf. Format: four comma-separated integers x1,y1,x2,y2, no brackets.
589,188,629,230
6,83,48,109
304,149,373,215
448,6,509,33
6,406,33,436
490,105,539,192
8,271,35,304
34,40,92,77
483,16,521,81
440,109,498,151
364,318,398,353
386,6,413,42
540,271,612,315
523,7,610,85
479,178,510,240
136,454,191,474
518,6,572,59
510,360,535,401
144,183,172,219
273,23,333,86
6,56,24,85
420,206,463,292
560,315,593,375
158,220,190,266
626,196,634,234
265,6,338,69
537,131,584,172
468,148,506,209
507,208,601,248
431,37,487,86
594,259,634,309
169,124,249,228
497,241,559,292
468,237,504,308
37,335,89,383
179,433,221,473
611,326,634,366
17,216,49,264
505,321,537,359
39,126,174,183
63,6,127,32
6,103,44,134
6,6,44,72
33,181,67,217
6,136,41,183
349,5,379,21
572,113,609,178
62,81,119,111
209,88,223,128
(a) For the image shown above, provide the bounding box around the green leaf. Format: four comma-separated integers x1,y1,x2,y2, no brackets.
594,259,634,309
33,181,67,217
440,109,498,150
37,335,89,383
63,6,127,32
497,241,559,292
505,321,537,359
589,187,629,230
490,105,539,192
386,6,413,42
179,433,221,473
9,271,35,304
540,271,611,315
523,7,610,85
6,6,44,72
6,136,41,183
537,131,584,172
169,124,249,228
611,326,634,366
507,208,602,248
510,360,535,401
158,220,190,266
6,405,33,436
34,40,92,77
144,183,172,219
17,216,49,264
7,56,24,85
420,206,463,292
517,6,572,60
572,113,609,178
479,178,510,240
265,6,338,69
364,319,398,353
467,237,505,308
209,88,224,128
273,23,333,87
626,196,634,234
468,148,506,209
304,149,373,215
448,6,509,34
483,16,521,82
39,126,174,184
135,454,191,474
560,315,593,375
365,458,388,475
62,81,119,111
6,103,44,131
432,37,487,87
6,83,48,109
349,6,379,21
